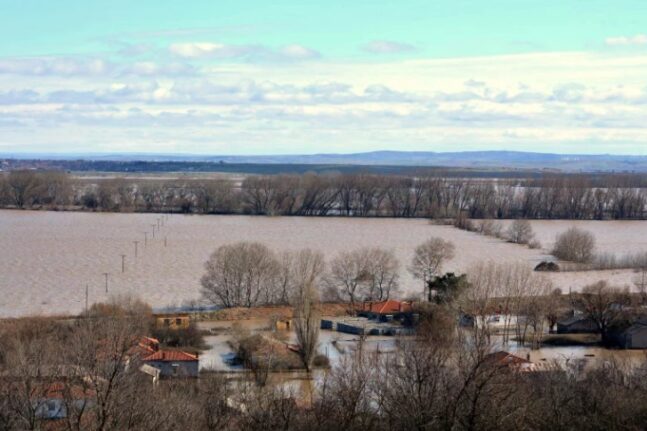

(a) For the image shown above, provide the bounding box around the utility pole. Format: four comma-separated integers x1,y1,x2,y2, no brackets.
120,254,126,273
151,225,156,238
133,241,139,258
102,273,109,293
144,232,148,247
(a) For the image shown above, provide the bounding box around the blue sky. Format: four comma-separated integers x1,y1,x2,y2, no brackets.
1,0,647,154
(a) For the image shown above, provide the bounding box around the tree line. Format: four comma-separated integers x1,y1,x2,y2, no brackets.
3,170,647,219
199,238,455,309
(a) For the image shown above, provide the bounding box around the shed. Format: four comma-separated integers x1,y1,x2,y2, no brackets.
556,316,598,334
608,320,647,349
153,313,190,330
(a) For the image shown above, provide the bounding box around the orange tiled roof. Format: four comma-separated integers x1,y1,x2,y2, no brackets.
27,381,96,400
143,350,198,362
126,336,160,358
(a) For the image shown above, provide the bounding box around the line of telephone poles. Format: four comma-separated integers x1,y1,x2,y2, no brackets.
83,213,171,314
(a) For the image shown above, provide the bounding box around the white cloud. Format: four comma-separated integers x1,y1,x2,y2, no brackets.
362,40,416,54
0,57,112,76
3,50,647,154
605,34,647,46
168,42,320,61
168,42,255,58
279,44,321,60
0,57,195,78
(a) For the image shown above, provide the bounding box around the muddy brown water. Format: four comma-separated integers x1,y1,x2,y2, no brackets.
1,210,646,317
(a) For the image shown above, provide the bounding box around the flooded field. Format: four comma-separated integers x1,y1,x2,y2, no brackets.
1,210,645,317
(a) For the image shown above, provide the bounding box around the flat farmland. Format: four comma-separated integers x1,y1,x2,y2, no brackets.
0,210,644,317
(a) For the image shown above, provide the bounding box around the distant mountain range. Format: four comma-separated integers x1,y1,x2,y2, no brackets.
3,150,647,172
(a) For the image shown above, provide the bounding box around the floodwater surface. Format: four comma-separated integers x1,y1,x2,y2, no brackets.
0,210,644,317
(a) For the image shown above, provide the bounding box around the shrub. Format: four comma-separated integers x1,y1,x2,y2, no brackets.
477,220,503,237
528,239,542,250
552,227,596,263
151,322,207,351
453,214,474,231
507,219,534,245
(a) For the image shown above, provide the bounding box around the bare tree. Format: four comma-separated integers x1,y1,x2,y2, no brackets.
326,247,399,310
506,219,535,245
292,281,320,372
544,288,564,333
313,351,378,431
579,281,632,344
278,249,326,304
409,237,455,298
201,242,281,308
326,249,372,311
364,248,400,301
5,170,42,209
40,171,71,208
552,227,596,263
633,254,647,304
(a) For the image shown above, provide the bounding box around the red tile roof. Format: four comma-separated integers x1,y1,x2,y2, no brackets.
143,350,198,362
359,299,413,315
40,382,96,400
127,336,160,358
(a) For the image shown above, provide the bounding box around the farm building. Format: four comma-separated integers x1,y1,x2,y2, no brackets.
321,316,415,336
608,319,647,349
142,350,199,378
153,312,191,330
556,316,598,334
357,299,416,324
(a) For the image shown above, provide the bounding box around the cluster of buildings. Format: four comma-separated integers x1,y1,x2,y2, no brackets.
557,312,647,349
321,299,417,336
0,333,200,424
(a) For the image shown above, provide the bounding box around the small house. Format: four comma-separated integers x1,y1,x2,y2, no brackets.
142,350,199,378
0,367,96,422
153,313,190,330
31,382,95,421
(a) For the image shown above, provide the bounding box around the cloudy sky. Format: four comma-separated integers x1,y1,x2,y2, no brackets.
1,0,647,155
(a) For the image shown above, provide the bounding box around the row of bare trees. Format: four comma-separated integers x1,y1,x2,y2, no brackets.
0,170,71,209
200,238,456,309
4,170,647,219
